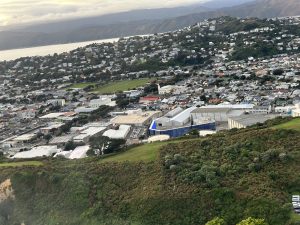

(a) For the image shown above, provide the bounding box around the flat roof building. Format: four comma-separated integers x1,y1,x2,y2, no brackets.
191,104,257,122
150,107,216,138
111,110,161,126
73,127,106,143
103,125,131,139
13,145,61,159
228,114,278,129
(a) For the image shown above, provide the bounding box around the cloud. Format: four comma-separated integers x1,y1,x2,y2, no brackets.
0,0,208,26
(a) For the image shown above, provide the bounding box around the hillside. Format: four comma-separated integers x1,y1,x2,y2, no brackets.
3,0,300,50
0,118,300,225
221,0,300,18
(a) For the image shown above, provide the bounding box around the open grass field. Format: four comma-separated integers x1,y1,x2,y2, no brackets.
68,82,96,89
93,78,153,94
0,161,43,168
67,79,154,94
273,118,300,131
101,139,196,163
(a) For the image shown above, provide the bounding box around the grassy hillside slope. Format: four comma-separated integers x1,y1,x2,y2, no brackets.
0,118,300,225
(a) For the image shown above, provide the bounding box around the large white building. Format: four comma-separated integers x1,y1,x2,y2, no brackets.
13,145,61,159
103,125,131,139
191,104,255,122
228,114,277,129
89,95,116,108
73,127,106,143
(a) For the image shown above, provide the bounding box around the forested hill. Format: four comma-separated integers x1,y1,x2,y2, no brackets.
0,117,300,225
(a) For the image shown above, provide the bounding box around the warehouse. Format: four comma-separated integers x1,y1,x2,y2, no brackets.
228,114,277,129
13,145,61,159
149,107,216,138
191,104,255,122
13,133,37,143
103,125,131,139
111,109,161,126
69,145,90,159
73,127,106,143
89,95,116,108
49,135,74,147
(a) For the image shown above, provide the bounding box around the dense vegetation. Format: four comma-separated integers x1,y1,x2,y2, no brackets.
0,118,300,225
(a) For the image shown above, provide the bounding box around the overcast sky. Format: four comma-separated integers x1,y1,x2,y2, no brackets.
0,0,209,27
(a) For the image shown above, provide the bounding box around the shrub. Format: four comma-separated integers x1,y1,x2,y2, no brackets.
206,217,227,225
237,217,268,225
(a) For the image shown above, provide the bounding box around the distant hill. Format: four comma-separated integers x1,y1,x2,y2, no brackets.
201,0,254,9
0,117,299,225
7,5,211,33
221,0,300,18
2,0,300,50
0,11,223,51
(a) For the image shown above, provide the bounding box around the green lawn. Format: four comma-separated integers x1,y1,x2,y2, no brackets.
290,212,300,224
101,139,195,163
67,79,154,94
0,161,43,168
273,118,300,131
68,82,96,89
92,79,153,94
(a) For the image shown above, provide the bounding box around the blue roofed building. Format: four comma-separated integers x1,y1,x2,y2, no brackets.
149,107,216,138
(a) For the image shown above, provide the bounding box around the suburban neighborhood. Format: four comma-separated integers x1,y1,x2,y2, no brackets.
1,17,300,160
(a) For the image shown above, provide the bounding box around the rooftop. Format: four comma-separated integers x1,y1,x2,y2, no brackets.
111,111,160,125
229,114,278,127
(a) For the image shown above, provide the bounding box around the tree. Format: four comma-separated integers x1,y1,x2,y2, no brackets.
90,135,126,155
89,105,113,121
237,217,268,225
205,217,226,225
61,121,73,133
188,129,200,137
273,68,284,76
64,141,78,151
44,134,52,142
0,152,4,162
144,83,158,94
115,93,130,109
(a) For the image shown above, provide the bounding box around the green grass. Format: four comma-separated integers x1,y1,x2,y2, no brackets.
101,139,194,163
67,79,154,94
68,82,96,89
290,212,300,224
92,79,153,94
0,161,43,168
273,118,300,131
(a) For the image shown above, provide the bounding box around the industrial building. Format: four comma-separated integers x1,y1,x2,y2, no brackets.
149,107,216,138
13,145,61,159
89,95,116,108
69,145,90,159
191,104,263,122
103,125,131,139
111,109,161,126
73,127,106,143
228,114,277,129
49,135,74,147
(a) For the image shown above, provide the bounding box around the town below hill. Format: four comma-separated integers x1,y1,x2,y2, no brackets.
1,17,300,160
0,15,300,225
0,117,300,224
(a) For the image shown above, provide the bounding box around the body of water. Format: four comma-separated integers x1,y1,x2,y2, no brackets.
0,37,119,61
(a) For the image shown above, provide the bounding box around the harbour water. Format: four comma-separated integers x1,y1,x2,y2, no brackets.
0,37,119,61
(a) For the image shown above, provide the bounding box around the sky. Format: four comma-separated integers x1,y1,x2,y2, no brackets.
0,0,208,27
